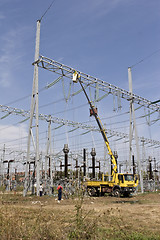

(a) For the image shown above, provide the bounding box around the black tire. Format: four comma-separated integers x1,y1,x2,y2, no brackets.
87,187,96,197
101,191,105,197
123,192,130,198
113,188,120,198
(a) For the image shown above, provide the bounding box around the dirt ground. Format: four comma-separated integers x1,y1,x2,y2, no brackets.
0,191,160,239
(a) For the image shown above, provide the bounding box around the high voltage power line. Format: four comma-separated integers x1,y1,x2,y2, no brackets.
0,104,159,146
37,56,160,112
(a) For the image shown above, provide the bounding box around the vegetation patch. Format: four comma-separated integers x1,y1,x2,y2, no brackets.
0,192,160,239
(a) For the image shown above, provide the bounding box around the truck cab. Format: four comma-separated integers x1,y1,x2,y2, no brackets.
101,173,139,197
113,173,139,197
86,173,139,197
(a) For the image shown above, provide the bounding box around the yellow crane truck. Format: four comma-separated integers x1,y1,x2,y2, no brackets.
73,71,139,197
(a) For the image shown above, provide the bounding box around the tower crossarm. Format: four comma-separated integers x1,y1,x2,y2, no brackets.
0,104,160,147
36,55,160,112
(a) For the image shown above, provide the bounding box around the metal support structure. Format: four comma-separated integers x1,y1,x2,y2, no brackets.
153,157,157,181
74,156,79,178
0,144,5,186
15,168,17,182
0,104,159,147
129,94,133,171
37,55,160,112
3,160,14,190
148,156,153,180
63,144,70,178
96,160,101,179
48,157,51,177
103,123,107,174
119,163,122,173
83,148,86,177
128,67,143,193
132,155,136,175
59,161,62,178
30,161,35,194
23,20,41,197
90,148,96,178
24,160,35,191
141,137,146,172
45,116,53,184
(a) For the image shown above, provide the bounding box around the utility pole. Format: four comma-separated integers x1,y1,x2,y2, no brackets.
141,137,146,173
128,67,133,172
132,155,136,175
103,123,108,174
128,67,143,193
86,149,89,178
45,116,53,187
0,144,5,186
23,19,41,197
114,151,118,169
31,161,36,195
82,149,86,177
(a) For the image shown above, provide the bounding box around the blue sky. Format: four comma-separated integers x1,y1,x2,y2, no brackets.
0,0,160,170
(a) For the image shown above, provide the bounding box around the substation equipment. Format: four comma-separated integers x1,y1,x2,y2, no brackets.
22,19,160,196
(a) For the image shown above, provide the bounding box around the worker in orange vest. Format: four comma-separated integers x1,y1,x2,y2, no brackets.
57,184,63,202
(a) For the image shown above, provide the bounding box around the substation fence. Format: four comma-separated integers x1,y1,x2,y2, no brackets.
143,179,160,192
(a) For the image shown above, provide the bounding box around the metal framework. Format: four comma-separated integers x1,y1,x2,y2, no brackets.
37,55,160,112
23,20,41,197
45,116,53,184
128,67,143,193
0,104,160,146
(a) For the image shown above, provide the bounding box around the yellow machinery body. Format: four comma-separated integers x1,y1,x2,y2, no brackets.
86,173,139,197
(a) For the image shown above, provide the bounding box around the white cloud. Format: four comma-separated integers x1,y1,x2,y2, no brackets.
0,26,31,88
0,29,22,62
0,124,28,147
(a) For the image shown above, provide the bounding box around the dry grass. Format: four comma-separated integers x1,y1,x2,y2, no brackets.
0,191,160,239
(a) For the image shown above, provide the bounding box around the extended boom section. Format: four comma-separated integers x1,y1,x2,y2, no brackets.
78,79,117,178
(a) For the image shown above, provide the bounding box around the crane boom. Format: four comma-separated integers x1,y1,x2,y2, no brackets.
73,72,139,197
78,79,117,176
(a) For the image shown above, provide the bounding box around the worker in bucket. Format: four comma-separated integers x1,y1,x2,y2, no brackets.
57,184,63,202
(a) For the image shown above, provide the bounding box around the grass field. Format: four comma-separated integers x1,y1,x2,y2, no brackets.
0,190,160,239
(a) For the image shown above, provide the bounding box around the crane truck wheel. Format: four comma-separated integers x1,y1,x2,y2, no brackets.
113,188,120,198
123,192,130,198
87,187,96,197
